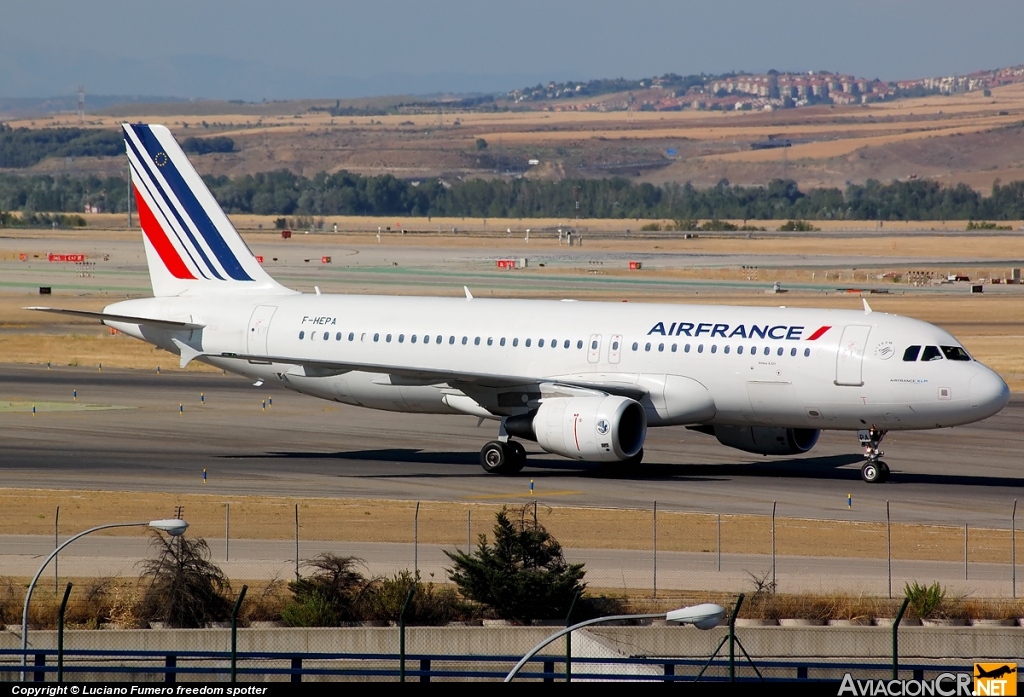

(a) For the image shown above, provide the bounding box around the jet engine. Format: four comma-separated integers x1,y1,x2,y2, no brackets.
505,395,646,462
712,426,820,456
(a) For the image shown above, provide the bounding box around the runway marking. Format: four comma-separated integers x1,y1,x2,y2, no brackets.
0,401,133,413
464,490,582,499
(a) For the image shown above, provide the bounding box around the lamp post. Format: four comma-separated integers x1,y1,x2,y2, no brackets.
504,603,725,682
21,518,189,680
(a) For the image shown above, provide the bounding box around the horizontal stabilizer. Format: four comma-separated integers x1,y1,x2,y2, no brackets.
25,307,204,330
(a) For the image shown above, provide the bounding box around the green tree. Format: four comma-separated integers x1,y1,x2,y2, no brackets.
444,507,585,622
475,138,488,150
282,554,369,626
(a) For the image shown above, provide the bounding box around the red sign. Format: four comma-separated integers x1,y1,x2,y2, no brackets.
254,255,264,263
19,253,26,261
322,256,331,264
629,261,642,270
496,259,515,269
48,254,85,263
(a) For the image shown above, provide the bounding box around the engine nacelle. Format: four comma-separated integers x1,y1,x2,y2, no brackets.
713,426,820,456
506,395,647,462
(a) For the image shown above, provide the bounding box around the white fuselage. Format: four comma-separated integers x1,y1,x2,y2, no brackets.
104,293,1010,432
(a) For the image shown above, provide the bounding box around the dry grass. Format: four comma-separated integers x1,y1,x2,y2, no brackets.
1,490,1021,565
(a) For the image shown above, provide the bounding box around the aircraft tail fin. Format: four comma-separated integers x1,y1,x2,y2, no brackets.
123,123,294,298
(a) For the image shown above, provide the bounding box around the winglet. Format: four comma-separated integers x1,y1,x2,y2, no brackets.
464,286,473,300
172,338,205,369
862,298,873,314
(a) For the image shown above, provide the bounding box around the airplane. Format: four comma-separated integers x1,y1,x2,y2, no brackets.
975,665,1016,680
29,124,1011,483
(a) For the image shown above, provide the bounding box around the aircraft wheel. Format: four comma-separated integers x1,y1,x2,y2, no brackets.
878,461,891,482
861,461,882,483
506,441,527,473
480,441,512,474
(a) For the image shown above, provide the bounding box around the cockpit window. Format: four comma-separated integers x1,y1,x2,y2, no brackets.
902,346,921,362
940,346,971,361
920,345,943,361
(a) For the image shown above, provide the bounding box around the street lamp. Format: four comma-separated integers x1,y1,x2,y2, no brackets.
21,518,189,679
504,603,726,682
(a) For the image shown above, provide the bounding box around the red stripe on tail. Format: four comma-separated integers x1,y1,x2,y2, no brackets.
134,185,195,280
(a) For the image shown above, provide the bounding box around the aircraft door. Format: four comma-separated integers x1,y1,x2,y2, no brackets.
247,305,277,355
587,334,602,364
835,325,871,386
608,334,622,364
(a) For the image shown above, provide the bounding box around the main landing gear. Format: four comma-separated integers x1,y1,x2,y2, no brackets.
857,427,890,483
480,440,526,475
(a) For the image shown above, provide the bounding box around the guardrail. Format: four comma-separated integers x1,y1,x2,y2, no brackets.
0,649,971,683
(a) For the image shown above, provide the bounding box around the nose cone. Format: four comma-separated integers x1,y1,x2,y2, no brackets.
969,368,1010,419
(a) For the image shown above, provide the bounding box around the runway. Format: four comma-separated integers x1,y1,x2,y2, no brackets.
1,364,1021,527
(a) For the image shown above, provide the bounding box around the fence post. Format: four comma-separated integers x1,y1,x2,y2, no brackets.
565,590,579,682
892,597,910,680
57,582,72,683
414,501,420,579
964,523,968,581
399,587,415,683
164,655,176,683
230,585,248,683
1013,500,1017,599
717,513,721,572
225,503,230,562
886,501,892,599
290,657,302,683
54,506,59,595
652,501,657,599
294,504,299,582
467,509,471,552
771,502,777,590
729,593,744,682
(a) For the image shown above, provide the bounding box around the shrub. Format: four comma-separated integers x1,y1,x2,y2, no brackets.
444,506,586,622
362,570,469,625
639,222,661,231
137,532,232,628
778,220,819,232
698,219,738,231
672,219,699,231
904,581,945,619
282,554,370,626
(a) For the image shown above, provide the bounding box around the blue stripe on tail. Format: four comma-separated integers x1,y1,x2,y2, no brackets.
129,125,252,282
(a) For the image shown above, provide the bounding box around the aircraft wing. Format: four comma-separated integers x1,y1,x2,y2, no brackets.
210,350,647,400
25,307,205,330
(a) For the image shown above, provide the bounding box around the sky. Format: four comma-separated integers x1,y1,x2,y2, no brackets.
2,0,1022,101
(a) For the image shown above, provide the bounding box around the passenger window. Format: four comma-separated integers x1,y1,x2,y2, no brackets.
921,346,943,361
474,337,480,345
697,344,704,354
538,339,544,347
763,347,770,356
551,340,557,349
632,342,639,351
671,343,677,352
804,348,810,357
348,333,355,341
563,340,570,349
790,347,796,357
298,331,305,340
487,337,493,346
902,346,921,361
336,332,341,341
658,343,664,352
386,334,392,342
644,342,651,351
373,333,380,342
323,332,329,341
684,344,691,353
577,340,583,349
411,335,418,343
710,345,717,354
399,334,405,343
941,346,971,361
500,338,506,346
461,336,468,345
513,338,519,347
724,345,730,354
777,347,783,356
436,336,443,344
737,346,743,355
525,339,532,347
449,336,455,345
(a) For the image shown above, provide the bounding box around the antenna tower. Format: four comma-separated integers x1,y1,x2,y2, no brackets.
77,85,85,124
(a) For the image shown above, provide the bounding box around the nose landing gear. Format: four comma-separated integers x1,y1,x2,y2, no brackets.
857,427,890,483
480,440,526,475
